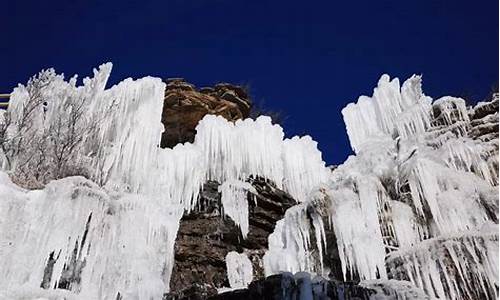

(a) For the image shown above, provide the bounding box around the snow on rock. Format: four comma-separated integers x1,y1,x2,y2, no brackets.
224,252,253,289
360,279,432,300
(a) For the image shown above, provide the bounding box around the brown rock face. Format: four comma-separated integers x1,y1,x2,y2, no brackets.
166,179,296,299
161,79,252,148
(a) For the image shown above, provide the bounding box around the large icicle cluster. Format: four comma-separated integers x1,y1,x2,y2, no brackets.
0,172,183,299
263,203,327,277
342,74,433,153
262,74,498,300
1,63,497,300
0,64,329,298
386,226,498,300
327,74,499,299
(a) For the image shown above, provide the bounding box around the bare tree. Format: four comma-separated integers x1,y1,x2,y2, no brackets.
0,69,115,189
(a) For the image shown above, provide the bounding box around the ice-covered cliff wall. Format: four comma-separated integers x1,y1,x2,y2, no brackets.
0,64,329,299
275,74,498,299
0,64,497,300
260,75,498,300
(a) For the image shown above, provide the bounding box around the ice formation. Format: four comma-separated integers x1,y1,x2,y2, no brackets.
219,180,256,238
329,74,499,298
387,226,498,300
263,74,498,299
0,173,183,299
0,64,328,298
0,64,497,300
263,204,324,276
224,252,253,289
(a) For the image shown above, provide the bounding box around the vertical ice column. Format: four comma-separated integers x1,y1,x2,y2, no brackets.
329,177,388,281
225,252,253,289
92,76,166,192
282,136,329,202
155,143,205,212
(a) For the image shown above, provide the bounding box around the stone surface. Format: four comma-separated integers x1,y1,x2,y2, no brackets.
469,93,499,142
161,79,252,148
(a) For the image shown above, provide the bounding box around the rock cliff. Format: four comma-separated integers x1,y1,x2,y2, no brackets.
161,79,252,148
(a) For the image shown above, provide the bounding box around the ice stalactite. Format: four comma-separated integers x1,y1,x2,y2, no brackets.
440,138,496,186
282,136,330,202
431,97,470,128
219,180,256,238
225,252,253,289
327,175,388,281
91,75,166,193
194,115,328,203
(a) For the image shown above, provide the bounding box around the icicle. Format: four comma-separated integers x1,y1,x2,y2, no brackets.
329,183,387,281
431,96,470,133
440,138,496,186
219,180,256,238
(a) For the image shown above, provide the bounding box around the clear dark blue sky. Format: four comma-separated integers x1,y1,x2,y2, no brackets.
1,0,498,164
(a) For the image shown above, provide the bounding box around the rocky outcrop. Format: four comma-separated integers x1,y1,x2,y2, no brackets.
469,93,499,142
161,79,252,148
166,179,296,299
168,272,428,300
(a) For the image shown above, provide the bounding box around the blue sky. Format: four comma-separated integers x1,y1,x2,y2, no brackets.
1,0,498,164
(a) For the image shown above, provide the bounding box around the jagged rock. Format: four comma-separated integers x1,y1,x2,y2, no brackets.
161,79,252,148
166,179,296,299
470,94,499,120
